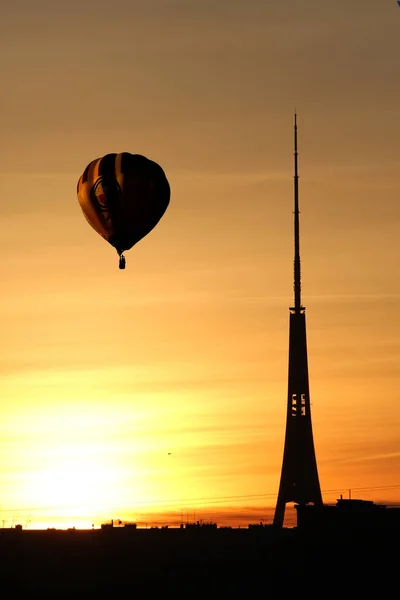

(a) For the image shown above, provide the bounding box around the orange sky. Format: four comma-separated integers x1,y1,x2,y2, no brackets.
1,1,399,529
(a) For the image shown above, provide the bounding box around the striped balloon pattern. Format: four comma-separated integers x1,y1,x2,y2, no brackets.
77,153,170,267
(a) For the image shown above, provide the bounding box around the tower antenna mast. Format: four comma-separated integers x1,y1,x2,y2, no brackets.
293,112,302,312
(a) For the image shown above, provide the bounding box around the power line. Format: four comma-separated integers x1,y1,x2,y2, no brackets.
1,484,400,515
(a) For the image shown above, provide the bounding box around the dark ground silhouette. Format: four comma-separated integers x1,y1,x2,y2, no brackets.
1,523,397,596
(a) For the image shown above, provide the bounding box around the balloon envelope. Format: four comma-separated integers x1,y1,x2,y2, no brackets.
77,153,170,260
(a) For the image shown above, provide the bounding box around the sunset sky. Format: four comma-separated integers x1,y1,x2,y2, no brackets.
1,0,399,529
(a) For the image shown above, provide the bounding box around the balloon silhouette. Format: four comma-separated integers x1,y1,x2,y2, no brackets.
77,153,170,268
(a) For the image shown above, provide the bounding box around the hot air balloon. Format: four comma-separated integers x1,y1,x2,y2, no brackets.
77,153,170,269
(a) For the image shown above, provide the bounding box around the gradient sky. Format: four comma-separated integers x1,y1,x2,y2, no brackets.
1,0,399,528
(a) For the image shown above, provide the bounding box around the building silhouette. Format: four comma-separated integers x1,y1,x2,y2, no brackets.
273,115,323,527
295,498,400,535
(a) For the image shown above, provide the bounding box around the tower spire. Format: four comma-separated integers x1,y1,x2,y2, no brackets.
293,112,302,312
273,114,323,528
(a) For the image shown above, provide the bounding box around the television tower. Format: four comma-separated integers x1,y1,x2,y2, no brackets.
273,114,323,527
